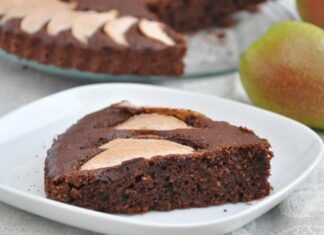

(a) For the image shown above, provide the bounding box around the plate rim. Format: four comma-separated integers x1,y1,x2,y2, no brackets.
0,83,323,229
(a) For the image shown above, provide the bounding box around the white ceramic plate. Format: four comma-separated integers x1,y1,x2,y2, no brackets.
0,84,322,235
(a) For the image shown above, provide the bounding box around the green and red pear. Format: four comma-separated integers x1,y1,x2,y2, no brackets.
240,21,324,129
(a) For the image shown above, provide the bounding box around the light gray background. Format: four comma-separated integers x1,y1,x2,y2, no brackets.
0,1,323,234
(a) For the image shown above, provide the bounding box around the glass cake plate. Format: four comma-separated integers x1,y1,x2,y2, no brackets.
0,1,295,82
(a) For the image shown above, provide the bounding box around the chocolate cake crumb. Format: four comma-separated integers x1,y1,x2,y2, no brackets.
146,0,266,32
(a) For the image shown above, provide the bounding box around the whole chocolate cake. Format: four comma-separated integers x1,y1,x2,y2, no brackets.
0,0,266,76
45,101,273,214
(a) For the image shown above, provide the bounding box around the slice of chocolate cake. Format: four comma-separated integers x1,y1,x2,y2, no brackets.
45,101,273,214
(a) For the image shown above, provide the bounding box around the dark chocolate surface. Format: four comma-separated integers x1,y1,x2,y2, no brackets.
146,0,266,31
46,102,270,179
0,0,181,51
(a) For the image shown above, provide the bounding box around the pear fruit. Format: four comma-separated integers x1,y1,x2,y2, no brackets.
297,0,324,28
240,21,324,129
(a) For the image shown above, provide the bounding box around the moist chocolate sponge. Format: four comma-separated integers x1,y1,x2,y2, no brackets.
45,102,273,214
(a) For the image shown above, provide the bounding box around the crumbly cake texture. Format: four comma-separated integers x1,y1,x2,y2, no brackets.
146,0,267,32
45,101,273,214
0,0,266,76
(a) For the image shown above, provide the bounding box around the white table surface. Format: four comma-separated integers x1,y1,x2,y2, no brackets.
0,1,323,234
